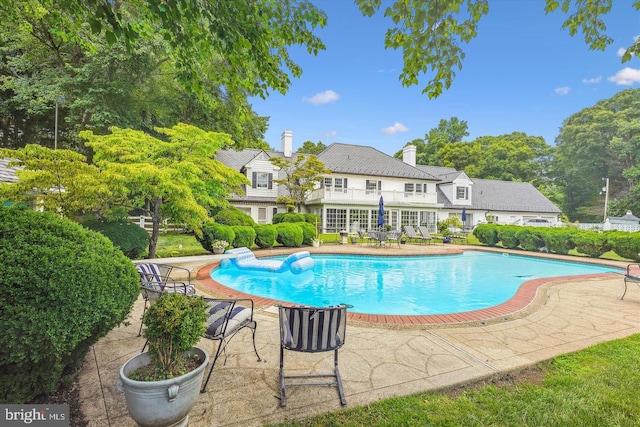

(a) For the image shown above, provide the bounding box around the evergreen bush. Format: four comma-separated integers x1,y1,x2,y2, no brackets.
0,206,139,403
539,227,577,254
231,225,256,248
273,212,305,224
497,225,520,249
254,224,278,248
275,222,304,247
297,221,316,245
515,227,545,251
84,220,149,259
473,224,499,246
197,221,235,252
573,230,611,258
304,213,321,224
607,231,640,261
213,207,256,226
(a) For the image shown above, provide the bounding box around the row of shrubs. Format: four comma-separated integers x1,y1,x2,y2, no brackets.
473,224,640,261
197,212,321,251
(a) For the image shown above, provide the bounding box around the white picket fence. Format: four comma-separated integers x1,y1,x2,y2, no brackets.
128,216,187,233
576,223,640,233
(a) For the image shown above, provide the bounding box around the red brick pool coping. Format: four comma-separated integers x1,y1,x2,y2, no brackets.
195,248,622,325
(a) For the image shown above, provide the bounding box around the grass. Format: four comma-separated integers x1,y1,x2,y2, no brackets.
155,233,208,258
271,334,640,427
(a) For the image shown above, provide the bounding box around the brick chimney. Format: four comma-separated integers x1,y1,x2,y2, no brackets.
402,145,416,167
281,130,293,158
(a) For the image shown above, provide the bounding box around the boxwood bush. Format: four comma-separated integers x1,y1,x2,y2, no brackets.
273,212,305,224
496,225,520,249
297,221,317,245
473,224,499,246
515,227,545,251
573,230,611,258
197,221,235,252
231,225,256,248
539,227,577,255
275,222,304,247
84,220,149,259
213,207,256,226
607,231,640,261
0,206,140,403
254,224,277,248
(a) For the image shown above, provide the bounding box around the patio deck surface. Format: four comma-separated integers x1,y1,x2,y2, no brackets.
78,243,640,426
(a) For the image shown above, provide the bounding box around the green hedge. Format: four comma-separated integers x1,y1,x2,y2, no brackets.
273,212,305,224
0,206,139,403
539,227,577,255
231,225,256,248
84,220,149,259
275,222,304,247
473,224,499,246
197,221,235,252
496,225,520,249
573,230,611,258
212,207,256,226
297,221,317,245
254,224,277,248
607,231,640,261
515,227,545,251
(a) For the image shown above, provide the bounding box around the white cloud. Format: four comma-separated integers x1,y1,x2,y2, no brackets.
582,76,602,85
382,122,409,135
617,47,628,57
324,130,337,138
554,86,570,95
302,90,340,105
608,67,640,85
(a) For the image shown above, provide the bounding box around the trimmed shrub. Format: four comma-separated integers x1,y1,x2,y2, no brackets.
304,213,321,224
275,222,304,247
197,221,235,252
231,225,256,248
273,212,305,224
297,221,317,245
213,207,256,226
0,206,139,403
497,225,520,249
539,227,577,254
473,224,499,246
84,220,149,259
607,231,640,261
515,227,544,251
254,224,278,248
573,230,611,258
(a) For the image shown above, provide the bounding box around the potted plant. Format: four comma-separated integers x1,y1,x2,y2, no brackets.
211,239,229,254
118,292,209,427
312,237,322,248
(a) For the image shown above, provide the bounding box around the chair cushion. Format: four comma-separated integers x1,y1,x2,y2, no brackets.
205,302,252,339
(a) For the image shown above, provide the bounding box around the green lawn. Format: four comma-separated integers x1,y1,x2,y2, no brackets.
155,233,208,258
272,334,640,427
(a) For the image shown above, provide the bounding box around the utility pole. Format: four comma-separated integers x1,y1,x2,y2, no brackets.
602,177,609,222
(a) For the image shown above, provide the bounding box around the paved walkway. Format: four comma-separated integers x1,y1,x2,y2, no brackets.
78,244,640,426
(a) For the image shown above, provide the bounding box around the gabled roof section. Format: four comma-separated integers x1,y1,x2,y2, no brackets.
438,178,561,213
0,158,20,183
415,165,466,183
317,143,438,180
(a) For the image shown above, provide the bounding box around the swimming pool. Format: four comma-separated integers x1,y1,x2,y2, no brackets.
209,251,619,315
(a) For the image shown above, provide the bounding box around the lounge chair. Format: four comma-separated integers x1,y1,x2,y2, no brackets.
278,304,350,407
403,225,430,245
386,230,402,248
417,225,445,244
200,298,261,392
621,263,640,300
135,263,197,336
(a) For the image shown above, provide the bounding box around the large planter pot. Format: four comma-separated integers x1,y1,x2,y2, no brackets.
213,247,225,254
117,347,209,427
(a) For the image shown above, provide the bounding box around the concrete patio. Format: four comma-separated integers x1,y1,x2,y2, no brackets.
77,244,640,426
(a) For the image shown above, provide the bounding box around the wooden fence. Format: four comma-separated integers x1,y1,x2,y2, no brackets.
128,216,187,233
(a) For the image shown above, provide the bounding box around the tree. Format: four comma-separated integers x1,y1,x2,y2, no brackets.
394,117,469,166
0,124,248,258
553,89,640,220
270,154,331,212
356,0,640,98
297,140,328,155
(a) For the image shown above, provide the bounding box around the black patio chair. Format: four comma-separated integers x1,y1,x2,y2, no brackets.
278,303,351,407
621,263,640,300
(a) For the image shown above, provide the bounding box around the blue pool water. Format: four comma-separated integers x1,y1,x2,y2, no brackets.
210,251,619,315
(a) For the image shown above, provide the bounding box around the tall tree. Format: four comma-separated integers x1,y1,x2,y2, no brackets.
270,154,331,212
553,89,640,220
394,117,469,165
356,0,639,98
297,140,327,155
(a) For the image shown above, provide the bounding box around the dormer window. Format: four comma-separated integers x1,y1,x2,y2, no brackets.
456,186,468,200
252,172,272,189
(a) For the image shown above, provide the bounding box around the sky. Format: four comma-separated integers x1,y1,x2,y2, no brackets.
249,1,640,156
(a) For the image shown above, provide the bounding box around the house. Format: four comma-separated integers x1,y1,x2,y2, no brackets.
217,131,562,233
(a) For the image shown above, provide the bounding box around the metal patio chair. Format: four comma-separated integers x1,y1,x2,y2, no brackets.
278,303,351,407
621,263,640,300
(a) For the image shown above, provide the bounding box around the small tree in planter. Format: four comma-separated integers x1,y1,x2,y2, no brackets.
118,293,209,426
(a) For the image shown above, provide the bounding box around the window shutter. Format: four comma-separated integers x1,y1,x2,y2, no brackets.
252,172,257,188
377,181,382,190
343,178,347,191
268,173,273,189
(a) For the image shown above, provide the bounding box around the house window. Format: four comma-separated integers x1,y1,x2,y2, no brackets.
252,172,272,189
416,183,425,193
456,186,468,200
401,210,418,227
366,180,381,195
324,177,332,188
326,208,347,232
257,207,267,224
404,183,414,193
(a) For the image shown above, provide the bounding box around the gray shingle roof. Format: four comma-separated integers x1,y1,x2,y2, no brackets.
0,159,20,183
439,178,561,213
317,143,439,180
